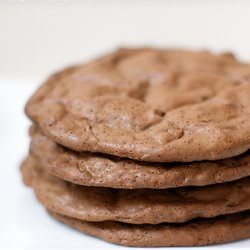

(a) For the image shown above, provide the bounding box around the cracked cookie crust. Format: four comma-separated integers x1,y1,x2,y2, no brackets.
26,48,250,162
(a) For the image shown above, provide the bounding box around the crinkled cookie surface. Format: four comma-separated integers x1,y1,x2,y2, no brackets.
26,48,250,162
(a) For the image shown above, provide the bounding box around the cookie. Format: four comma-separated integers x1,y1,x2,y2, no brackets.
49,210,250,247
25,48,250,162
20,157,35,187
22,156,250,224
30,131,250,189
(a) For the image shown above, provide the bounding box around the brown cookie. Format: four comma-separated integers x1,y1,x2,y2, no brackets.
30,131,250,189
20,157,35,187
49,210,250,247
25,48,250,162
22,156,250,224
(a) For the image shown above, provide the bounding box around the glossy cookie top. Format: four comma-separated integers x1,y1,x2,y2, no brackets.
26,48,250,162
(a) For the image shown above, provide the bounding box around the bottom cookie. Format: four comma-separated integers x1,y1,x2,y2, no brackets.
48,210,250,247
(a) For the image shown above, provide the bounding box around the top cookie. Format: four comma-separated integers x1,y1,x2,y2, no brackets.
26,48,250,162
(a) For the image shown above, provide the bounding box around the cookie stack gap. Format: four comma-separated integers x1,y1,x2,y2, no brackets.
21,48,250,247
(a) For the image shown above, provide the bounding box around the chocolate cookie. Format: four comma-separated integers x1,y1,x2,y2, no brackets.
30,131,250,189
22,156,250,224
25,48,250,162
49,210,250,247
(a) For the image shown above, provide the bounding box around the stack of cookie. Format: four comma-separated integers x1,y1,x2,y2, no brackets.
21,48,250,247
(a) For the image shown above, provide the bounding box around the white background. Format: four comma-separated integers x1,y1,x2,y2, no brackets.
0,0,250,249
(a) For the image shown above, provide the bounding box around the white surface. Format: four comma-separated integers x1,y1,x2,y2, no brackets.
0,0,250,249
